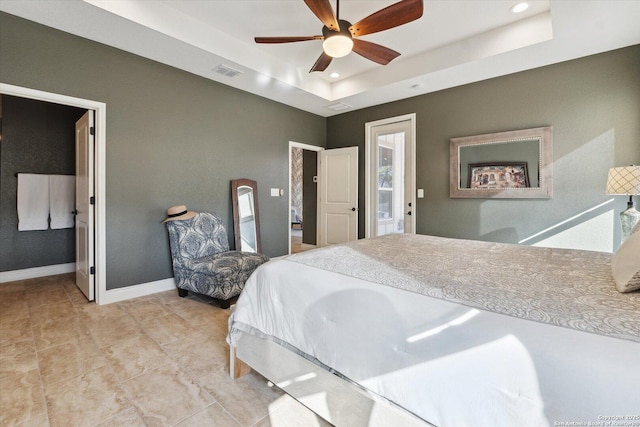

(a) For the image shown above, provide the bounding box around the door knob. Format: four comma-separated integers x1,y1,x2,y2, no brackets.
406,211,412,216
71,209,78,215
351,207,359,211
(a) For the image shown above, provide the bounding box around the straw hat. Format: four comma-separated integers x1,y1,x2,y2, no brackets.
162,205,196,223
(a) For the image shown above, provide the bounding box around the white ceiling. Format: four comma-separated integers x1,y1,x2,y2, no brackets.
1,0,639,117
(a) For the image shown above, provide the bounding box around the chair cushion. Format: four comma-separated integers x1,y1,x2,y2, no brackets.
179,251,270,299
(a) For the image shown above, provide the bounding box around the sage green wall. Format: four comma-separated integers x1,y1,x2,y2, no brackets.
327,45,640,250
0,12,325,289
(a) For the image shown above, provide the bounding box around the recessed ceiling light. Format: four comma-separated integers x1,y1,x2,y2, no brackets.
511,2,529,13
330,72,340,78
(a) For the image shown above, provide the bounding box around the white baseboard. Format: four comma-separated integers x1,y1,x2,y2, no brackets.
0,263,76,283
0,266,177,305
101,277,177,305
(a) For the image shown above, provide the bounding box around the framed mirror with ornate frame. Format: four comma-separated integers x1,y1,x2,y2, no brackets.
450,126,553,199
231,178,262,253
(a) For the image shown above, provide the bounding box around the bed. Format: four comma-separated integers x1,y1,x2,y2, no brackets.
227,233,640,427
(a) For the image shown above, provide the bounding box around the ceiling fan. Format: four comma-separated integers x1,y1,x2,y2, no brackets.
255,0,424,72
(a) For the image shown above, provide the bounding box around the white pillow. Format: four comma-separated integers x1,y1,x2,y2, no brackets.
611,227,640,293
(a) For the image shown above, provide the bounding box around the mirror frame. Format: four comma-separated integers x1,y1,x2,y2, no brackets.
231,178,262,253
449,126,553,199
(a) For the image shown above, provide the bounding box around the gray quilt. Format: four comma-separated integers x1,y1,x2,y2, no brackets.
289,234,640,343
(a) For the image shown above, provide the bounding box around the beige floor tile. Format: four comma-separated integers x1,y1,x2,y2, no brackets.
0,289,27,304
102,333,172,382
28,300,77,325
0,369,46,427
94,407,146,427
13,411,50,427
45,365,131,427
38,336,107,386
25,288,70,309
0,281,27,293
23,280,65,294
0,338,38,375
0,299,30,322
121,361,214,427
253,395,333,427
138,313,192,346
199,365,286,427
87,313,143,348
165,298,230,334
162,328,229,377
0,317,33,345
175,402,240,427
31,315,91,351
76,302,126,322
118,298,171,323
68,292,91,307
146,290,182,306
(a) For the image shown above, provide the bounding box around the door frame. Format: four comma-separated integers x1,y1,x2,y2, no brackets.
0,83,107,304
288,141,323,255
364,113,417,238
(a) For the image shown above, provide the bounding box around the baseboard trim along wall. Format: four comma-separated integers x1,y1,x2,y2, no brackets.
0,263,76,283
102,277,177,305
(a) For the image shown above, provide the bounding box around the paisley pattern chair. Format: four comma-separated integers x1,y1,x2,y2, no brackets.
165,212,269,308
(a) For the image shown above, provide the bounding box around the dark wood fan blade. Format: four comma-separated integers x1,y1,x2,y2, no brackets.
255,36,323,44
309,52,333,72
352,39,400,65
304,0,339,31
349,0,423,37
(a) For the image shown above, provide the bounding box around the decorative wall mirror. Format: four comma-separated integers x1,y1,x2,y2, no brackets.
450,126,553,199
231,179,262,253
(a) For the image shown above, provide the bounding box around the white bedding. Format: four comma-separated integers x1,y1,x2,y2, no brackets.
228,237,640,427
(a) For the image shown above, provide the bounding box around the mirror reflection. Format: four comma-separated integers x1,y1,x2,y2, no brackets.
237,186,257,252
450,127,553,199
231,179,262,253
459,139,540,189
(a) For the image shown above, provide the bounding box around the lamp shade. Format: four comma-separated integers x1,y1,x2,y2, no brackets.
606,166,640,195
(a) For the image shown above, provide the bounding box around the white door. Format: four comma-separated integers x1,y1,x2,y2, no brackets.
318,147,358,246
75,111,94,301
366,116,415,237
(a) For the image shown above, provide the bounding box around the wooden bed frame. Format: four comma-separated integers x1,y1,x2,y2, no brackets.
230,331,431,427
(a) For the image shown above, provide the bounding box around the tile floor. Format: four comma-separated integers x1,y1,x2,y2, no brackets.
0,273,332,427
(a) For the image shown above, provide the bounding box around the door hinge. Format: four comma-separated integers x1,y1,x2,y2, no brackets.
90,126,95,136
90,196,95,205
90,266,95,275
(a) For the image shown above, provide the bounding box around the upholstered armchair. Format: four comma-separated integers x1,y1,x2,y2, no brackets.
165,212,269,308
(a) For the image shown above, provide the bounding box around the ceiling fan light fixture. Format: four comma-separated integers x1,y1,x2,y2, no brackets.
323,35,353,58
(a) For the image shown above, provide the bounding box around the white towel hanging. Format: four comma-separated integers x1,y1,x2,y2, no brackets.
49,175,76,229
17,173,50,231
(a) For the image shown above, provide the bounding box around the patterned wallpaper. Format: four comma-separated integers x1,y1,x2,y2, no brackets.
291,147,303,221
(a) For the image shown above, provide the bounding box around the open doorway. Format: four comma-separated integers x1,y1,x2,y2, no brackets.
0,83,106,303
0,95,86,280
289,142,322,254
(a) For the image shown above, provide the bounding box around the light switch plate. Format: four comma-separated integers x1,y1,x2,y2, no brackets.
270,188,280,197
417,189,424,198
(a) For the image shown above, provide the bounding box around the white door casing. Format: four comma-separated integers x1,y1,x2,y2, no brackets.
318,146,359,246
365,114,416,238
75,111,95,301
